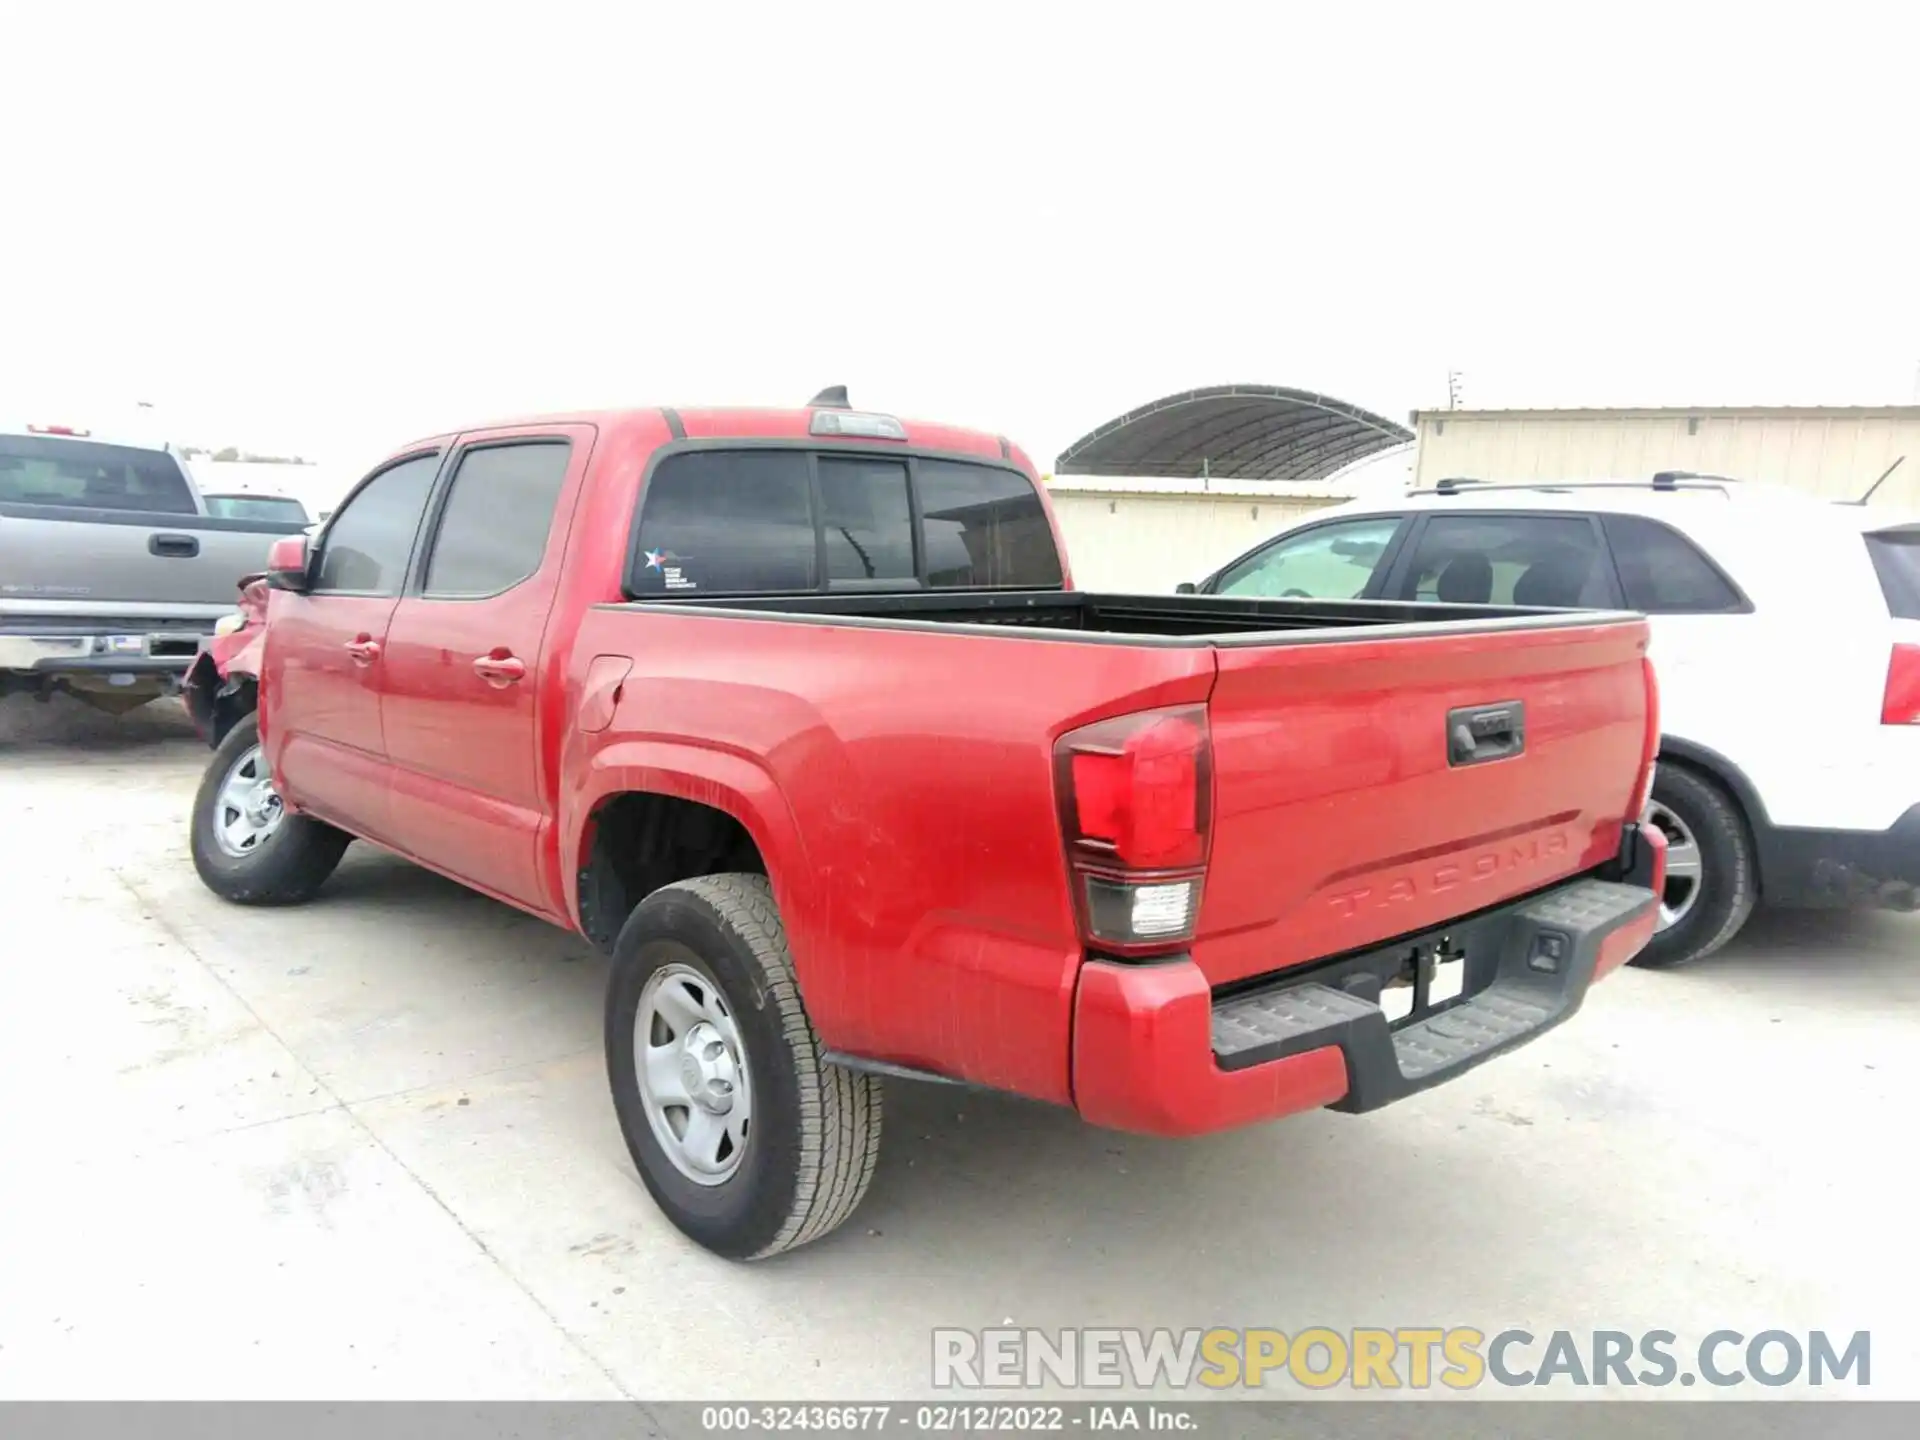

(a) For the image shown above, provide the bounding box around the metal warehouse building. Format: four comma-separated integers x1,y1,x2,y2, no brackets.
1410,405,1920,509
1046,384,1414,591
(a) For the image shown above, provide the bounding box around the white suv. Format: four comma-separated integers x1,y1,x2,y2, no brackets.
1184,473,1920,968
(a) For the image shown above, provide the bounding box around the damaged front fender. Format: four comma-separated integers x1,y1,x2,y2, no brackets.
183,577,269,748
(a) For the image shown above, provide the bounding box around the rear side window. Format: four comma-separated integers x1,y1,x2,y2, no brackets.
1602,514,1746,613
1396,514,1612,607
311,454,439,595
631,451,817,595
818,457,915,583
0,435,198,515
919,459,1064,588
423,441,573,598
1866,527,1920,619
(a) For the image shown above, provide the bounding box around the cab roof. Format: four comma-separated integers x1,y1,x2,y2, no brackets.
398,399,1030,471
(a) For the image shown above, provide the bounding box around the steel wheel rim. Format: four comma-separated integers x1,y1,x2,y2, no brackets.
1643,799,1704,931
635,957,752,1187
212,744,286,858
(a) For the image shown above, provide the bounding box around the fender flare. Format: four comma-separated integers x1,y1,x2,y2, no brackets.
562,739,813,960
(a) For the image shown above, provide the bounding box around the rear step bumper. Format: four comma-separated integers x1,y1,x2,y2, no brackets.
1071,829,1663,1137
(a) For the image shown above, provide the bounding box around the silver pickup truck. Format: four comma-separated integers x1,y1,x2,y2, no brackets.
1,424,310,714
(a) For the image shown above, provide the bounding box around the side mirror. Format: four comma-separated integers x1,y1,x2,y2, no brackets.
1175,581,1198,595
265,535,311,593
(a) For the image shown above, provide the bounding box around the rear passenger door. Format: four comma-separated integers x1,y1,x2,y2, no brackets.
378,428,593,914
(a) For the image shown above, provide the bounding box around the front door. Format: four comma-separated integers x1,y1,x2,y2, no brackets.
378,428,590,914
263,450,443,838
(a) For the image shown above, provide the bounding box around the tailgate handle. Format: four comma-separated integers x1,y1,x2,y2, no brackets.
149,533,200,559
1448,700,1525,766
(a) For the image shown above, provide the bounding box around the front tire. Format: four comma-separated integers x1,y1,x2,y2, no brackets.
604,874,883,1260
1630,763,1757,969
190,712,350,905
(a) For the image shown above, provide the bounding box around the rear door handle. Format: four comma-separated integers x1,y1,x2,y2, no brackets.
473,652,526,687
345,637,382,665
149,533,200,558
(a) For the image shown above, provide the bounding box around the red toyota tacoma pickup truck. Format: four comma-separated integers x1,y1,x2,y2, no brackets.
183,394,1666,1260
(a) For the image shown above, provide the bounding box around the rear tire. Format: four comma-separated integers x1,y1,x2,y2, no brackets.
1630,763,1757,969
604,873,883,1260
190,712,350,905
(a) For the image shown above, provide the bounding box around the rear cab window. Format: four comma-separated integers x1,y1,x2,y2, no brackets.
628,448,1062,597
0,434,198,515
1866,525,1920,619
203,494,310,524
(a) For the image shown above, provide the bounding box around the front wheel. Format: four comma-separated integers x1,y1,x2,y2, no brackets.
604,874,883,1259
1629,764,1757,969
190,712,350,905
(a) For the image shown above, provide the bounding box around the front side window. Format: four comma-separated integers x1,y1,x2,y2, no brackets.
1396,514,1610,607
310,454,439,595
630,451,817,596
1212,516,1402,598
0,435,198,515
422,441,573,598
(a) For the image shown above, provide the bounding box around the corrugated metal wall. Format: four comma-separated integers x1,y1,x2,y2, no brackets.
1045,483,1342,593
1412,408,1920,509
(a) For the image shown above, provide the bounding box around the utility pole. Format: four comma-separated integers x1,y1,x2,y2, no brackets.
1447,371,1463,410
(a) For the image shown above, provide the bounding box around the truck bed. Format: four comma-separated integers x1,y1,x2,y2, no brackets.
613,587,1628,640
572,588,1653,1093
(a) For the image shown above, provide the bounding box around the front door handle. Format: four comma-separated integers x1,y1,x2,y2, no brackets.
473,652,526,687
344,636,382,665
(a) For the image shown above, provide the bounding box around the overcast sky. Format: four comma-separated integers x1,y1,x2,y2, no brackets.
6,3,1917,485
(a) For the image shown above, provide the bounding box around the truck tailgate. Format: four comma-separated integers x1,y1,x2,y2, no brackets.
1196,617,1653,987
0,506,304,613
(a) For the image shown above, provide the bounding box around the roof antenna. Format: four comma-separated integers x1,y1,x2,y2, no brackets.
809,385,850,409
1849,455,1905,506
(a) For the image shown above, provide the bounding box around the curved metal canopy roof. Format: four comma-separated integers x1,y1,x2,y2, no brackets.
1054,384,1413,483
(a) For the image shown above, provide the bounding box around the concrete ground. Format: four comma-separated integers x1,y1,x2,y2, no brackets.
1,695,1916,1402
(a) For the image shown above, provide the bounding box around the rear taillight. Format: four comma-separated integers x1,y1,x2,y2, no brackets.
1883,644,1920,726
1055,705,1212,954
1629,656,1662,817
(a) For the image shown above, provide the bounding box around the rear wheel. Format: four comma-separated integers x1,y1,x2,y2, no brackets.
604,874,883,1259
190,712,350,905
1630,764,1757,969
